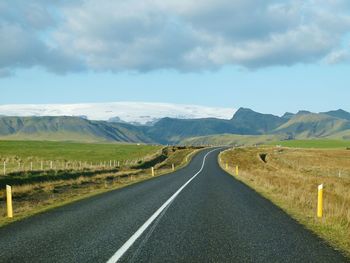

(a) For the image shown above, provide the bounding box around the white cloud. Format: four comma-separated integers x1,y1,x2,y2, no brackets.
0,1,83,75
1,0,350,74
324,49,350,64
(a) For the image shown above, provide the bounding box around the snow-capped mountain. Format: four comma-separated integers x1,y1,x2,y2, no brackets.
0,102,235,125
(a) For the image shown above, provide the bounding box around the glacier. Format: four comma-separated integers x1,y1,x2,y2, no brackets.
0,102,235,125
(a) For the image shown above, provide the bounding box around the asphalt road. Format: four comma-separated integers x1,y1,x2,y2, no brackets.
0,148,348,263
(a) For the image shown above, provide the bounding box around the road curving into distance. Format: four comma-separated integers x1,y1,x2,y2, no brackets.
0,148,348,263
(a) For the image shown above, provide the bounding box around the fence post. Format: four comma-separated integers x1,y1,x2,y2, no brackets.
6,185,13,218
30,162,33,171
3,162,6,176
317,184,324,218
50,161,53,169
172,164,175,171
151,167,155,177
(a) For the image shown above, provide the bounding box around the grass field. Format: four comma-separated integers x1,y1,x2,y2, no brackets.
270,139,350,149
0,140,162,174
220,147,350,256
0,140,161,162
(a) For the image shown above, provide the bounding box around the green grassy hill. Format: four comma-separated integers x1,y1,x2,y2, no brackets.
326,129,350,140
273,113,350,139
323,109,350,121
0,116,153,143
179,110,350,146
145,117,236,144
181,134,287,146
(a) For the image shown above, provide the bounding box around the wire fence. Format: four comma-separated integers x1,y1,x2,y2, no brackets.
1,159,146,175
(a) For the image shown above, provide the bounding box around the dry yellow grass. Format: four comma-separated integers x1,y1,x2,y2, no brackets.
220,147,350,256
0,147,200,227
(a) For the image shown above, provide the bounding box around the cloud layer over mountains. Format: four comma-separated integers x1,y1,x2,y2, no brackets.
1,0,350,75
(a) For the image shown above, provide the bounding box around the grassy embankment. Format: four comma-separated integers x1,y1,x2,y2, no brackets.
0,141,200,227
181,134,285,146
219,145,350,256
270,139,350,149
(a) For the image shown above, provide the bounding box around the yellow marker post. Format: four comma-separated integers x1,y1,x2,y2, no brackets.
172,164,175,171
317,184,323,218
6,185,13,218
226,163,228,169
151,167,155,177
236,165,239,176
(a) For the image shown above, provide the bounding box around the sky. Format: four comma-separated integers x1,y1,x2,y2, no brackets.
1,0,350,116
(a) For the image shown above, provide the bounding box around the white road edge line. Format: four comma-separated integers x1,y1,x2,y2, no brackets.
106,148,219,263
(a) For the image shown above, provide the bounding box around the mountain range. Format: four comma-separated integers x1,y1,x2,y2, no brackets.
0,108,349,145
0,102,234,125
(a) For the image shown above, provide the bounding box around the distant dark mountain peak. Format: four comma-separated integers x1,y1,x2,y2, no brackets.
296,110,312,115
231,107,287,134
231,107,255,117
282,112,295,119
322,109,350,121
232,107,276,118
232,107,281,120
236,107,253,112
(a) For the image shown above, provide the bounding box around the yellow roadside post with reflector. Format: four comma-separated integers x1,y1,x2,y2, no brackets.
317,184,324,218
6,185,13,218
